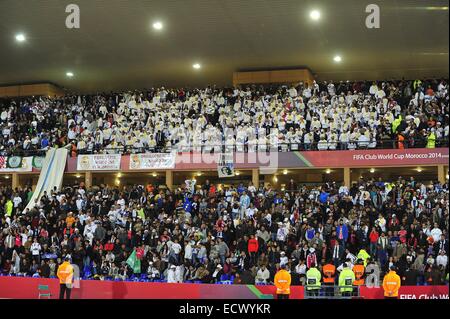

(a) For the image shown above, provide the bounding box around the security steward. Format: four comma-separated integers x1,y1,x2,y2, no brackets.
305,263,322,297
322,262,336,296
357,248,370,267
382,265,401,299
57,255,75,299
274,264,291,299
353,259,365,286
339,261,355,297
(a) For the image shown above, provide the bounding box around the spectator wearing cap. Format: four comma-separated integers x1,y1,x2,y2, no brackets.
211,264,224,283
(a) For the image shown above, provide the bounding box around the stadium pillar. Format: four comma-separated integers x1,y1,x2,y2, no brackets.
252,168,259,187
344,167,351,187
12,173,19,189
437,165,446,184
85,171,92,188
166,170,173,190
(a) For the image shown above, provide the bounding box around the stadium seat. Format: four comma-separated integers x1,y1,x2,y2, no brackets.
38,285,52,299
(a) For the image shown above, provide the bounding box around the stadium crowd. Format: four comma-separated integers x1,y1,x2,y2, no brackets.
0,79,449,156
0,174,448,287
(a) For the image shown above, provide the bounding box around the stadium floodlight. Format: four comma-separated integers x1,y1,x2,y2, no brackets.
15,33,26,42
333,55,342,63
310,10,321,21
152,21,163,30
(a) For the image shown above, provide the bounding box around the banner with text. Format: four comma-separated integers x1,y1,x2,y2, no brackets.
360,285,449,299
77,154,121,171
65,148,449,172
298,148,449,168
129,153,176,170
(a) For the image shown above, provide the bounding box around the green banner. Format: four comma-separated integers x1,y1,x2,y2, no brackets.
32,156,44,169
7,156,22,169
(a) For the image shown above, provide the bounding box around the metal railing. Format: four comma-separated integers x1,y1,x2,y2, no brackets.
2,137,448,157
304,285,362,299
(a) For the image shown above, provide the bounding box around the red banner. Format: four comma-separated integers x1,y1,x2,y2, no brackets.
360,285,449,299
0,277,301,299
0,277,447,299
301,148,449,168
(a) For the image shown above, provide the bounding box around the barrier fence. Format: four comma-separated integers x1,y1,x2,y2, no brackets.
4,137,449,158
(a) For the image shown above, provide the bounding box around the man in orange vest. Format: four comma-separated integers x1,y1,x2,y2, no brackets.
397,133,405,149
322,263,336,297
353,259,365,286
274,264,291,299
382,266,401,299
57,255,74,299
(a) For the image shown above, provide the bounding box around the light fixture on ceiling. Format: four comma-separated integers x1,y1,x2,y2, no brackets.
15,33,26,42
75,174,81,179
370,168,375,173
4,175,10,179
152,21,163,30
235,171,240,176
416,167,423,173
117,173,122,178
66,72,74,78
152,172,157,177
325,169,331,174
309,10,321,21
192,63,201,69
273,176,278,183
283,169,288,175
333,55,342,63
423,6,449,10
196,172,202,176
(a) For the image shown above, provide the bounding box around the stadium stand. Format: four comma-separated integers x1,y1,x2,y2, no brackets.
0,79,448,157
0,79,448,298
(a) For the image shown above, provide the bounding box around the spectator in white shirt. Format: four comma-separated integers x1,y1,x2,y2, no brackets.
255,265,271,284
30,238,41,263
436,250,448,268
13,194,23,208
431,223,443,242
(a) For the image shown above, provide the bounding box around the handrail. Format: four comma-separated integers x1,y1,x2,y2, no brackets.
1,138,448,157
304,284,362,299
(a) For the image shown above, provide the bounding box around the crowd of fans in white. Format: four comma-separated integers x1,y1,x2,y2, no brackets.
0,79,448,156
